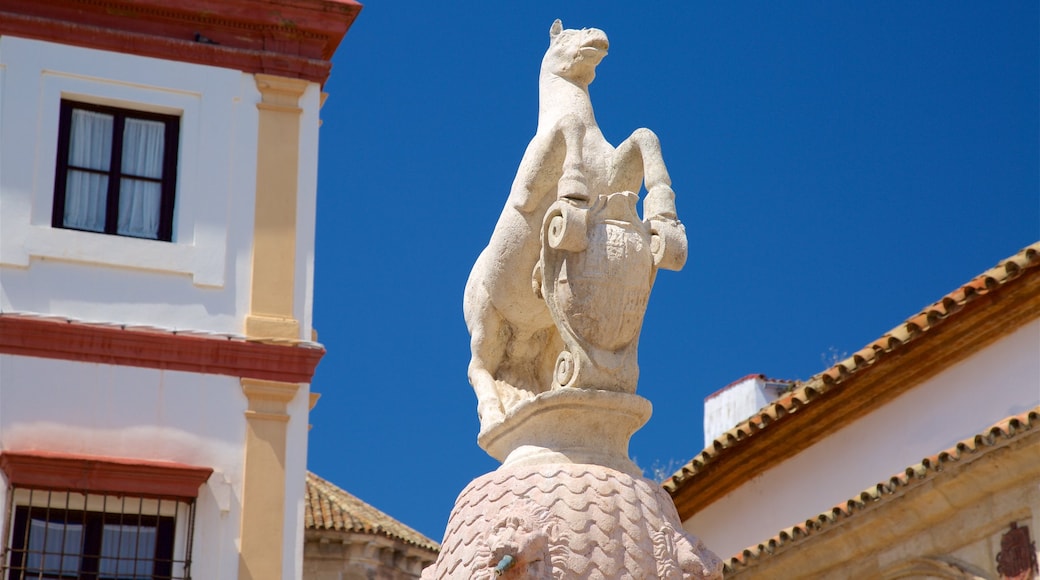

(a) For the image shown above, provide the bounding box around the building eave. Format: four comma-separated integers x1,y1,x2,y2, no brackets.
665,242,1040,520
0,0,362,85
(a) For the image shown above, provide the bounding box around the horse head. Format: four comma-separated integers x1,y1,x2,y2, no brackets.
541,19,609,87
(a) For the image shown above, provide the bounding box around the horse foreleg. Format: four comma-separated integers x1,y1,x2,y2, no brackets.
612,128,687,271
611,128,677,220
510,114,589,212
555,114,588,202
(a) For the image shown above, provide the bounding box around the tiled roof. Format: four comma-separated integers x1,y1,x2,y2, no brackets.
723,407,1040,574
664,242,1040,498
305,471,440,553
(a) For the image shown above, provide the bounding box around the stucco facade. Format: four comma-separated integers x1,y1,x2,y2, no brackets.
0,2,359,579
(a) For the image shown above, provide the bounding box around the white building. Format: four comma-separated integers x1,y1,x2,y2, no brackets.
666,242,1040,578
0,1,359,579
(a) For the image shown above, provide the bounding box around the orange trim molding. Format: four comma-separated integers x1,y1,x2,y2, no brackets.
0,0,361,84
0,451,213,499
0,315,324,384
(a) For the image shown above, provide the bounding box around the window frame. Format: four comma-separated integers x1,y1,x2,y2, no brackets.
51,100,180,242
0,452,212,580
7,504,177,580
2,39,250,286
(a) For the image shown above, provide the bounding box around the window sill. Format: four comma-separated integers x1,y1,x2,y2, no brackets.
2,225,223,287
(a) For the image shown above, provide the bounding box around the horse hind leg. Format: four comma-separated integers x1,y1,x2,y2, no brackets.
464,279,510,432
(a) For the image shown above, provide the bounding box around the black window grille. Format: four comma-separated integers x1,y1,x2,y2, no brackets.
1,488,196,580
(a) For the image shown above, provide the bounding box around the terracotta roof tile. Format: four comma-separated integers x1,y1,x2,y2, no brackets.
722,407,1040,574
664,241,1040,496
305,471,440,553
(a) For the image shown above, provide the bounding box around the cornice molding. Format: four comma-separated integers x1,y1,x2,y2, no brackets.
0,450,213,499
0,0,361,84
0,314,325,384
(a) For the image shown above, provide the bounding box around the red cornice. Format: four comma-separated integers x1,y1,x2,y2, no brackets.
0,0,362,84
0,314,325,384
1,451,213,499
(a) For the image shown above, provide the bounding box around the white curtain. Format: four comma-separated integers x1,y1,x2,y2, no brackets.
64,109,113,232
99,523,157,579
26,518,83,575
118,118,165,239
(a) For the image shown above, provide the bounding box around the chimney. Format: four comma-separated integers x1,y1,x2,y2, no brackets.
703,374,791,446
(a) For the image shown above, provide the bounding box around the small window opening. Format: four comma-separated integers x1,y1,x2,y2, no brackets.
1,487,196,580
52,100,179,242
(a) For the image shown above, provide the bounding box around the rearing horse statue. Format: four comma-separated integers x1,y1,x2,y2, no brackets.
463,20,686,435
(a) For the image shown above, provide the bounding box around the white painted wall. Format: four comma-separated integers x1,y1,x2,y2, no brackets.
295,85,323,342
0,34,324,579
0,355,244,576
285,384,313,580
0,36,321,341
0,354,314,578
684,319,1040,558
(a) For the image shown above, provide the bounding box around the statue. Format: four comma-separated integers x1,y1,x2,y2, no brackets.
428,21,722,579
463,19,687,435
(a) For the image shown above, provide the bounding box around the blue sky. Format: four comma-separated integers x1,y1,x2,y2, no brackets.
308,2,1038,541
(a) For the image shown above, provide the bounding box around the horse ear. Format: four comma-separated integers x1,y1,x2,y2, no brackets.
549,19,563,40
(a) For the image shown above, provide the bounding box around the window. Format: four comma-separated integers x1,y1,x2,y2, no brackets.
6,496,181,580
52,100,179,241
0,452,211,580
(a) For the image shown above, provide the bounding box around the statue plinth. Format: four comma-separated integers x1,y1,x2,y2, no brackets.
478,388,652,477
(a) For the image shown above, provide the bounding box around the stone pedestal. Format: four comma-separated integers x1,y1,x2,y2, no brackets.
422,389,722,579
478,388,651,477
421,463,721,579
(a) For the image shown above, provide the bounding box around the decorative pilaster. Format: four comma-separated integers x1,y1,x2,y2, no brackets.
245,74,308,342
238,378,300,580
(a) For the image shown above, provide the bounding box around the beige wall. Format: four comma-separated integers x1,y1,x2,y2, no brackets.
725,423,1040,579
303,531,436,580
